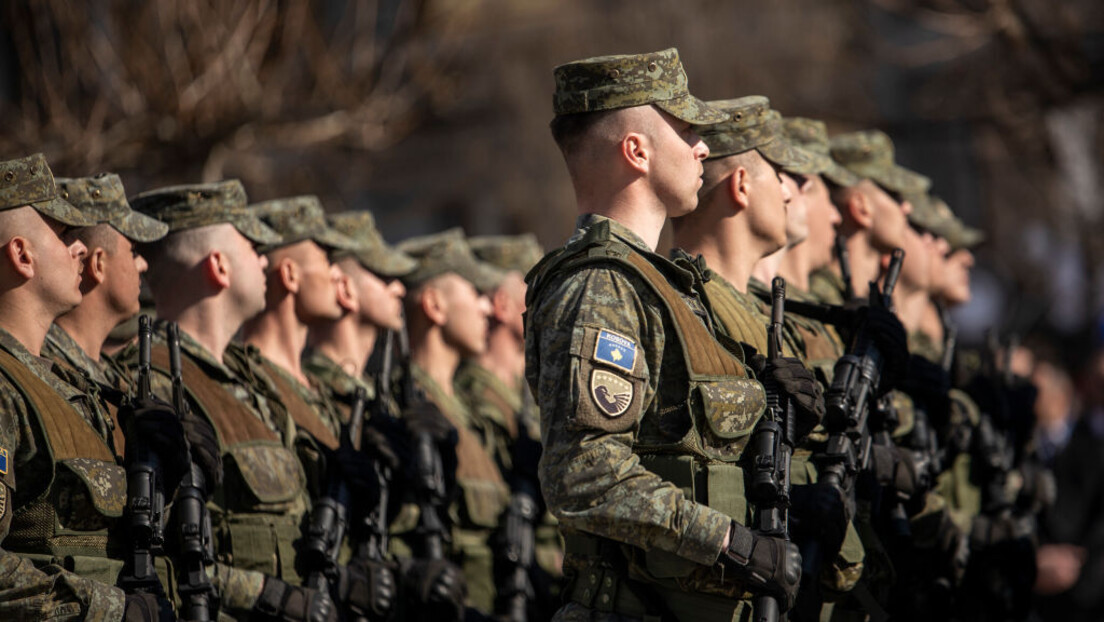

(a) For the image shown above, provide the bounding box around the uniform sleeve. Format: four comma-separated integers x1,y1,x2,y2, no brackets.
210,561,266,613
528,266,730,567
0,382,127,622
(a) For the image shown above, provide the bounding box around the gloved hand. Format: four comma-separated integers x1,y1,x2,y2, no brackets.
334,425,399,503
719,521,802,611
839,303,907,394
868,443,918,501
789,482,851,556
401,402,459,499
253,577,337,622
119,396,189,500
180,407,222,493
402,558,466,621
750,355,824,442
902,355,951,423
123,593,175,622
337,558,397,620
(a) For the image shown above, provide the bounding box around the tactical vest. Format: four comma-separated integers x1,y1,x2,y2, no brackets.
150,345,308,583
527,222,767,611
0,349,127,586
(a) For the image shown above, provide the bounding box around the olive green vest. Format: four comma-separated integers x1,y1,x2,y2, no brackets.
0,348,127,586
528,223,767,612
150,345,308,583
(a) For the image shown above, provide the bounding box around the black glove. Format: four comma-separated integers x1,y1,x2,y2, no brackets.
123,593,175,622
334,426,399,504
868,443,918,500
400,403,459,499
254,577,337,622
839,303,907,394
719,521,801,611
402,558,466,622
180,407,222,493
902,355,951,423
750,355,825,441
789,482,851,556
119,397,189,500
337,558,397,620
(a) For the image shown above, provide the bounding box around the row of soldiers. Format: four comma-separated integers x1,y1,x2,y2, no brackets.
526,47,1046,622
0,153,561,620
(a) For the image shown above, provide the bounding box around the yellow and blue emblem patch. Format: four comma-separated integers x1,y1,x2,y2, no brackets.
593,329,636,373
0,447,8,475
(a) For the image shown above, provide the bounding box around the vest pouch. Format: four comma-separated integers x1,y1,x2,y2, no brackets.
695,378,765,462
223,441,304,510
636,454,704,580
456,477,507,529
54,458,126,531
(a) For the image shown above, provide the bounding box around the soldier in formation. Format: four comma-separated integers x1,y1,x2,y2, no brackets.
0,44,1051,622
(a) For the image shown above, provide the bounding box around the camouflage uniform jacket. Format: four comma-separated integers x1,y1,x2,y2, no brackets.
809,267,847,305
526,214,768,610
302,349,375,423
410,363,508,614
454,360,523,474
0,327,127,621
118,326,309,614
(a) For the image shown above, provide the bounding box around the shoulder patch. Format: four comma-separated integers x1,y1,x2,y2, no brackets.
593,329,637,373
590,369,633,417
0,447,7,475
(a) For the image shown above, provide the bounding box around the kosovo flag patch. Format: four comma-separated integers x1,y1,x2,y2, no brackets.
593,329,637,373
0,447,8,475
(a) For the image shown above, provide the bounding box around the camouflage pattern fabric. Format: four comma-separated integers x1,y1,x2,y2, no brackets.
55,174,169,242
302,348,377,421
697,96,813,172
829,131,931,195
469,234,545,274
409,363,509,615
250,195,358,253
129,179,282,245
327,210,417,278
0,153,95,226
552,47,726,124
42,323,125,391
398,228,508,293
0,327,127,621
782,118,861,187
808,267,848,305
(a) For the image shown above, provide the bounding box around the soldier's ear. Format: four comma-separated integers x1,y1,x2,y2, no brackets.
87,247,109,285
728,167,751,211
848,190,874,229
421,285,448,327
4,236,34,280
278,257,299,294
622,132,649,175
205,251,232,290
334,272,357,313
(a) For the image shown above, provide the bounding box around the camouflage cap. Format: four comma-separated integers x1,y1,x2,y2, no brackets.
552,48,727,124
901,190,943,233
397,228,508,293
829,130,930,194
468,234,545,274
55,174,169,243
250,195,358,253
698,97,811,172
0,153,95,226
327,210,417,278
945,215,985,252
130,180,281,246
782,117,861,187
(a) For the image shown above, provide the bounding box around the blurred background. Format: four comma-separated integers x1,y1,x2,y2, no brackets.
0,0,1101,363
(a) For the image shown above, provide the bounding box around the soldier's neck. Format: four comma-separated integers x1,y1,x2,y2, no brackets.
677,221,766,294
917,298,945,344
893,285,930,334
164,299,245,365
752,246,786,287
240,300,310,385
309,313,375,379
777,241,812,291
0,291,66,356
579,183,668,251
477,327,524,391
410,330,461,397
843,233,882,300
54,300,120,362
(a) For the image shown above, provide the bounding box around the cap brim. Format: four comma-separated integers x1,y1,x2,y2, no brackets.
822,161,861,187
869,164,930,194
456,259,508,293
657,93,729,125
231,214,283,245
345,246,418,278
32,196,96,227
312,227,360,253
111,209,170,243
757,138,810,172
950,225,985,251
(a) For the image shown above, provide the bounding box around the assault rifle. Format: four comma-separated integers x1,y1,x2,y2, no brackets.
817,249,904,494
118,315,166,597
168,322,216,621
748,277,795,622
